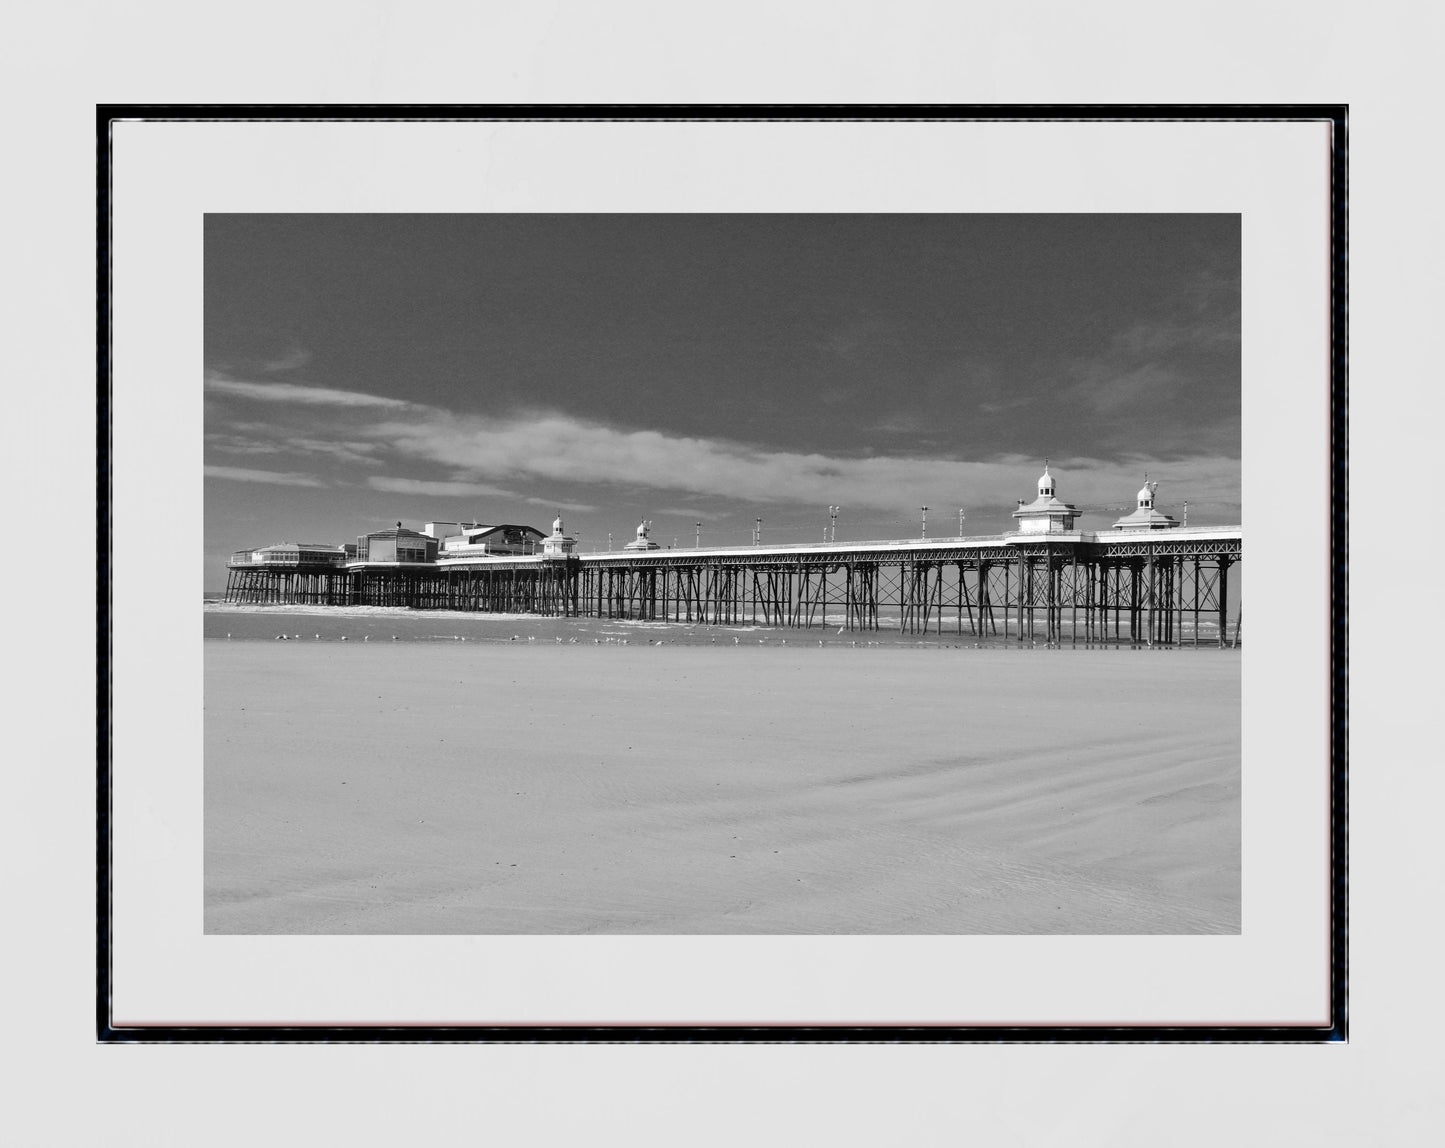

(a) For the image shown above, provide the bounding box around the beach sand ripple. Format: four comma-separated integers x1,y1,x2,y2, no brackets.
205,643,1240,934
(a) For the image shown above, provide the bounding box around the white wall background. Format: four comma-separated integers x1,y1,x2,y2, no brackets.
4,3,1434,1145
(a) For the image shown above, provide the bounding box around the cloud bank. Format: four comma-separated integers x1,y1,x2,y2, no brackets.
207,377,1240,521
356,408,1236,516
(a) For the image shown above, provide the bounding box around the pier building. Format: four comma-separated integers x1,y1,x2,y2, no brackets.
223,470,1242,647
441,523,548,556
1011,463,1080,534
623,520,661,552
356,523,439,564
1112,478,1180,531
541,515,578,557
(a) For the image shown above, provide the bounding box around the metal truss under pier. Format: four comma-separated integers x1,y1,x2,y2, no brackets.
224,529,1242,648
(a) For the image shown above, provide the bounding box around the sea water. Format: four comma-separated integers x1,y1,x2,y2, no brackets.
204,601,1233,649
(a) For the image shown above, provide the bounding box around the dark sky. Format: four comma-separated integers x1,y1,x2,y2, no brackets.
204,214,1239,585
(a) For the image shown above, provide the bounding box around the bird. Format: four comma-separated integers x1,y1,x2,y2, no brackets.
340,635,347,641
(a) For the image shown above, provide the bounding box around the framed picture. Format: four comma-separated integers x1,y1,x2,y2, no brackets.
100,106,1344,1039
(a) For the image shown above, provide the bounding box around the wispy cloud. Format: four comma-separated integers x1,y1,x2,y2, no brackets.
366,476,518,499
204,465,326,487
206,431,383,467
206,372,414,409
205,433,283,456
260,346,311,373
287,439,383,466
524,496,597,514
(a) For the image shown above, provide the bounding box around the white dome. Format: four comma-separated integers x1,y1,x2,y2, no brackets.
552,515,564,535
1137,481,1154,503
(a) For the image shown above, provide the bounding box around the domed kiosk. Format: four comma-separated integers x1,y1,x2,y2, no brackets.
623,519,661,552
1112,477,1179,531
540,514,578,557
1011,463,1081,534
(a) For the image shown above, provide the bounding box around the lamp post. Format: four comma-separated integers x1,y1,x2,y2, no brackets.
607,532,613,552
921,506,929,539
829,506,839,544
958,508,965,536
755,517,763,546
695,522,701,548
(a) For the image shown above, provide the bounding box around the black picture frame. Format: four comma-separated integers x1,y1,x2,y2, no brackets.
97,104,1346,1043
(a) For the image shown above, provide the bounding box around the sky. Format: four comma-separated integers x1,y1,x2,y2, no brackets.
204,214,1240,588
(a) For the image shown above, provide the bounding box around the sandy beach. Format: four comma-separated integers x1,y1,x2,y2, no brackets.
205,638,1239,934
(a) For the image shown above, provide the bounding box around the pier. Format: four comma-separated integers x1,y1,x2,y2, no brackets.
225,528,1241,648
223,470,1241,647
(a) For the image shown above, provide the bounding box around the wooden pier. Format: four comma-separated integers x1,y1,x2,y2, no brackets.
225,529,1242,647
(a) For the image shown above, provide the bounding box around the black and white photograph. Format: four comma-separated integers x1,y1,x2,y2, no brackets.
203,212,1244,938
